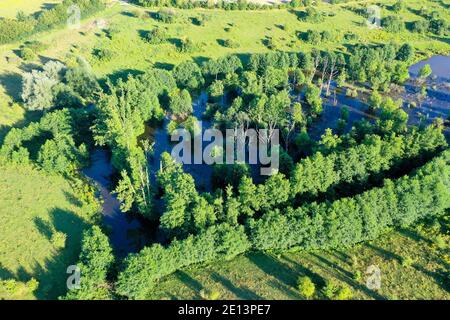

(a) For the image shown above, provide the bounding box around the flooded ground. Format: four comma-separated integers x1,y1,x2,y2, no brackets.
83,149,152,256
85,55,449,254
308,55,450,139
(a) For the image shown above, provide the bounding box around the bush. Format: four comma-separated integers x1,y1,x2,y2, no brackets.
301,7,324,23
18,47,36,61
92,47,114,62
222,38,240,48
156,8,178,23
382,16,405,33
429,18,447,36
297,276,315,299
143,27,167,44
411,20,429,34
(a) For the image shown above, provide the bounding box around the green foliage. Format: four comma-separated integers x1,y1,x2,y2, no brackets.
222,38,240,48
250,150,450,252
411,20,429,34
301,7,324,23
168,89,193,116
0,0,105,45
418,64,432,79
396,43,414,62
305,84,322,116
382,16,405,33
116,223,251,299
18,47,36,61
297,276,315,299
64,226,114,300
156,8,178,23
172,61,204,90
142,27,168,44
92,47,114,62
429,18,447,36
0,109,89,174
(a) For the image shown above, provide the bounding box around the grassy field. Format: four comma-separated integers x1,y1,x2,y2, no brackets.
149,220,450,300
0,0,449,301
0,0,62,18
0,164,93,299
0,0,449,138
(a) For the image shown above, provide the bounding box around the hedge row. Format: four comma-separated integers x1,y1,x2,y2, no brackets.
132,0,309,11
116,224,250,298
290,126,447,197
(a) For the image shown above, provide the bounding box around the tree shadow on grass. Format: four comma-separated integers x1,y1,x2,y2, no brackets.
307,252,386,300
247,252,303,298
364,243,402,263
0,263,14,280
30,207,89,299
99,69,145,88
397,228,433,245
0,71,22,101
210,272,263,300
174,270,203,299
33,217,54,241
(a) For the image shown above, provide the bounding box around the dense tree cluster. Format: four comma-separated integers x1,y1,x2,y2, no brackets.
0,109,90,175
21,58,100,111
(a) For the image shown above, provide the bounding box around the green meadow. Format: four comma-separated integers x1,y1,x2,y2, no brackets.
0,164,93,299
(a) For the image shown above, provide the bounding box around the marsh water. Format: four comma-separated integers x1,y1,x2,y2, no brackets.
85,55,450,254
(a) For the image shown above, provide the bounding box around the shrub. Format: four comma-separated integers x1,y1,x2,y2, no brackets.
411,20,429,34
18,47,36,61
156,8,178,23
92,47,114,62
143,27,167,44
401,256,414,267
301,7,324,23
222,38,240,48
297,276,315,299
179,37,197,53
429,18,447,36
382,16,405,33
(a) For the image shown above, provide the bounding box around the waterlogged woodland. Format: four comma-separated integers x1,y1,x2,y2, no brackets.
0,0,449,300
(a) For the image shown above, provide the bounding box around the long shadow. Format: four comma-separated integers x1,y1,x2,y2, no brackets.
397,228,432,245
33,217,54,241
248,253,297,286
307,253,386,300
413,265,450,292
0,72,22,101
210,272,263,300
0,263,14,280
364,243,402,262
31,207,89,299
99,69,145,88
175,270,203,299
